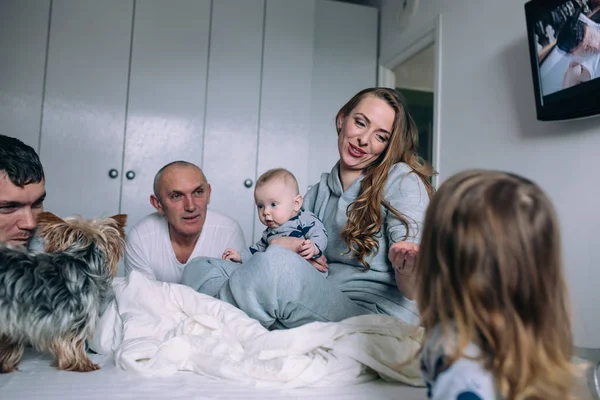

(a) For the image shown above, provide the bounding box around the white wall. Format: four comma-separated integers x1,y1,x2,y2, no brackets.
380,0,600,348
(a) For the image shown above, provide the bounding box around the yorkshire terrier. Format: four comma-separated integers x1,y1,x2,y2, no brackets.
0,211,127,373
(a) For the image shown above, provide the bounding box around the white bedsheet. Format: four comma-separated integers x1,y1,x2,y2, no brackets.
0,271,428,399
0,348,427,400
88,271,425,389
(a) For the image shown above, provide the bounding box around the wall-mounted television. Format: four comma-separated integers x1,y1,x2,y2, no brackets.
525,0,600,121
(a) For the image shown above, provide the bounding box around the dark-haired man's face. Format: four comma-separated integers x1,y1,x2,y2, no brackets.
0,172,46,246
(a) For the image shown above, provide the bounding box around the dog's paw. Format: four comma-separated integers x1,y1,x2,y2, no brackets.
58,358,101,372
80,362,101,372
69,361,101,373
0,364,18,374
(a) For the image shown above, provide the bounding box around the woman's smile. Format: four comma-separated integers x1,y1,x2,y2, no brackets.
348,143,366,157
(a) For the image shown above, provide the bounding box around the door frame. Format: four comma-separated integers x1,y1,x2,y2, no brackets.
378,14,442,189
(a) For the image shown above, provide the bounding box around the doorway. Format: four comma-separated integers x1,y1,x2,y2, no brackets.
393,44,435,166
378,15,442,187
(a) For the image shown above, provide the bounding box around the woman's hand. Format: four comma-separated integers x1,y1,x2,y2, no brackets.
269,236,305,252
389,241,418,273
298,239,317,259
271,237,327,272
307,254,328,273
388,241,419,300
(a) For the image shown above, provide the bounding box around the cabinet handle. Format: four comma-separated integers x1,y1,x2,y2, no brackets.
244,179,253,188
108,169,119,179
126,171,136,180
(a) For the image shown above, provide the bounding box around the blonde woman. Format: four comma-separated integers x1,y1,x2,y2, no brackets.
182,87,434,329
417,170,579,399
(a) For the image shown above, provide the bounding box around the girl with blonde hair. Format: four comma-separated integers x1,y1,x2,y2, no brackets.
417,169,580,399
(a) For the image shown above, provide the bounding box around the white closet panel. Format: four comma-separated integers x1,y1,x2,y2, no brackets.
0,0,379,251
308,1,378,186
253,0,316,242
202,0,265,245
40,0,133,219
120,0,212,231
0,0,50,150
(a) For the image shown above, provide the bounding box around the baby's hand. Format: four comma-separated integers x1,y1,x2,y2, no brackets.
222,248,241,262
298,239,317,260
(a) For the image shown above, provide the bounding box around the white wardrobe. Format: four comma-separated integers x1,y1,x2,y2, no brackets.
0,0,378,245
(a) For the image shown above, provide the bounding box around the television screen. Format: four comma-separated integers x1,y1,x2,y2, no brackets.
525,0,600,120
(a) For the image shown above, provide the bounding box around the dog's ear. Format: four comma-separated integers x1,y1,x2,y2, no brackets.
109,214,127,230
36,211,64,226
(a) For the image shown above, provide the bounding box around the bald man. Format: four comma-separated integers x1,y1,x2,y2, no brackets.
124,161,246,283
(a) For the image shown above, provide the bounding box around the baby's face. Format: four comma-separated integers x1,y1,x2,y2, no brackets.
562,61,591,89
254,178,301,229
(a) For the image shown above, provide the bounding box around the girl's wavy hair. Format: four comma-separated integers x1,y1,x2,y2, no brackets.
337,87,435,269
416,170,579,399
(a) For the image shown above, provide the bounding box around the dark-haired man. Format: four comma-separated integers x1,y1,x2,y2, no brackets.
0,135,46,247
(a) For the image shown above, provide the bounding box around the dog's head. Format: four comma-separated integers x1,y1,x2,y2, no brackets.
36,212,127,278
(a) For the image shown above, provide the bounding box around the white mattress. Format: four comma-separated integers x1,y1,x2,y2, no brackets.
0,348,427,399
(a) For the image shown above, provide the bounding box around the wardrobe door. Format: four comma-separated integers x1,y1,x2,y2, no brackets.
39,0,133,218
252,0,316,242
120,0,211,231
308,0,378,186
0,0,50,149
202,0,265,245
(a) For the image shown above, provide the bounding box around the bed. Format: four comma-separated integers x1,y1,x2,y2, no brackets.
0,349,426,399
0,272,428,399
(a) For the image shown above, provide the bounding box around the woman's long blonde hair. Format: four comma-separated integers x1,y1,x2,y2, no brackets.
337,87,435,269
416,170,579,399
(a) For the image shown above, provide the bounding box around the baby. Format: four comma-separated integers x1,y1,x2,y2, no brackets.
222,168,327,268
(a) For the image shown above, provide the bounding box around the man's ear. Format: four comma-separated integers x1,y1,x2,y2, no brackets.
293,194,303,212
150,194,164,215
206,183,211,206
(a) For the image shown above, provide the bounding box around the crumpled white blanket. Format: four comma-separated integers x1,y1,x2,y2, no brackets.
89,271,425,389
